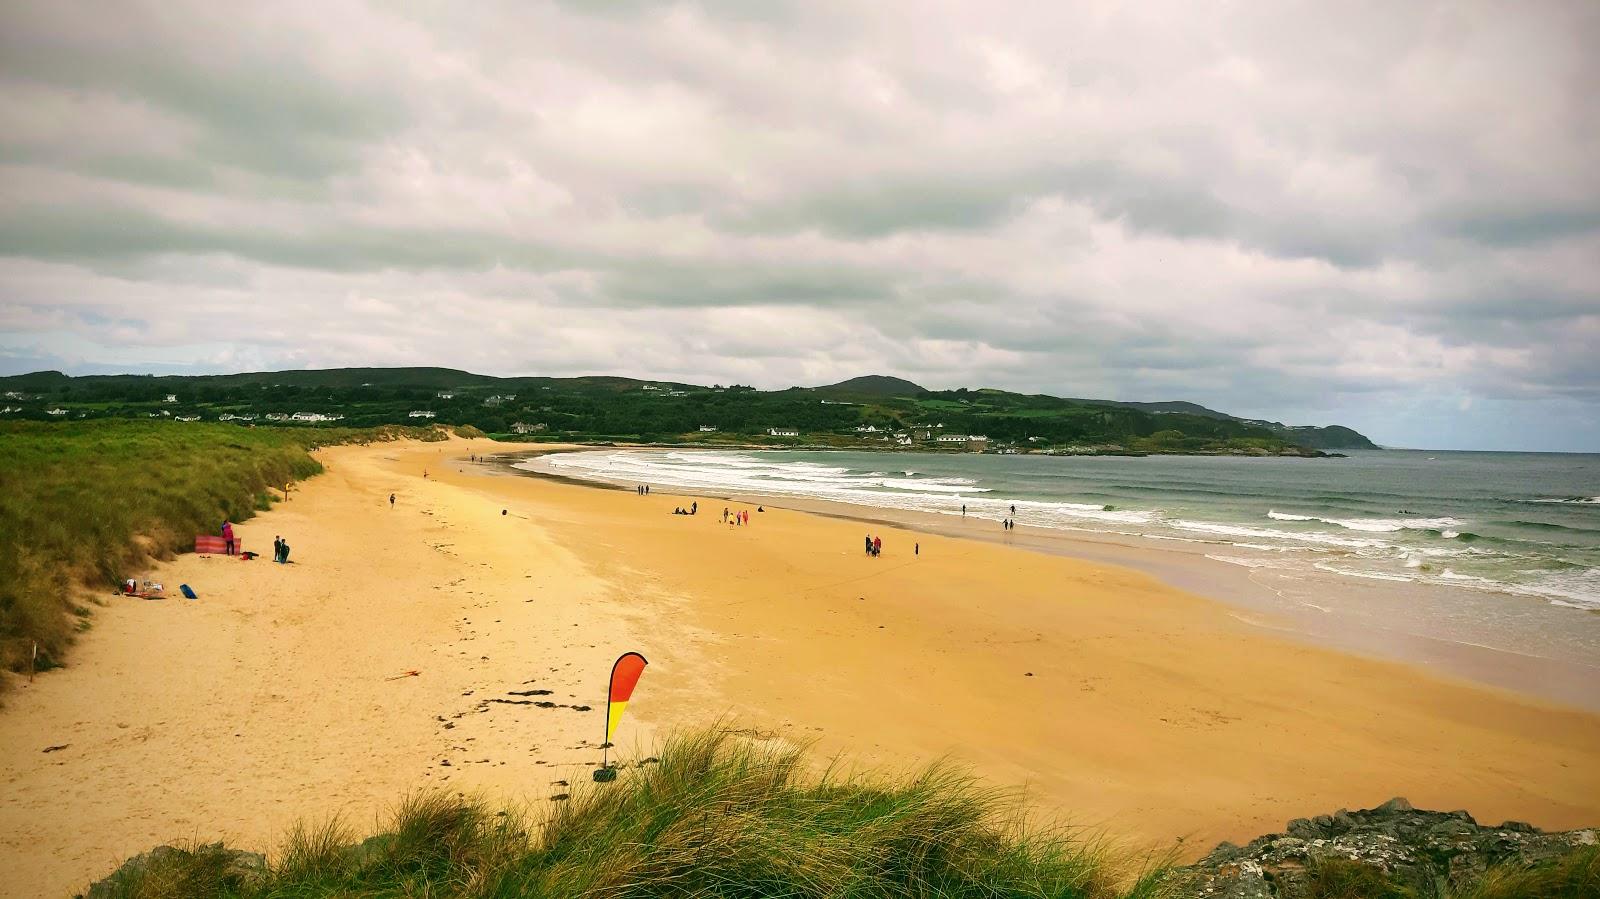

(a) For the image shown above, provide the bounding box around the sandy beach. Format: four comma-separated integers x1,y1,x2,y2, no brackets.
4,438,1599,898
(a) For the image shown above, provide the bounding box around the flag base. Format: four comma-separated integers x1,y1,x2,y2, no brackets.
592,766,618,783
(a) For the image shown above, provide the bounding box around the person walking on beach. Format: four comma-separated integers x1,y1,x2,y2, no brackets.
389,493,395,509
279,539,290,563
915,542,919,557
865,534,872,554
221,520,235,556
961,504,966,517
873,536,882,557
1010,504,1016,517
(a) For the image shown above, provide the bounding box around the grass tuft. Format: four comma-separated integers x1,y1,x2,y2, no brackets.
82,727,1175,898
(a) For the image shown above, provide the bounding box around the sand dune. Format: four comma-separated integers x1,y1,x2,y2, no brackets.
3,438,1598,898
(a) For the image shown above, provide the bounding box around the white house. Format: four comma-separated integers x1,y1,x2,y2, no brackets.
290,412,343,422
164,394,178,403
1,406,20,414
436,391,454,400
46,408,67,416
409,410,436,419
264,412,289,421
767,427,799,437
175,415,201,422
698,425,717,432
512,422,546,434
3,390,24,399
853,424,881,433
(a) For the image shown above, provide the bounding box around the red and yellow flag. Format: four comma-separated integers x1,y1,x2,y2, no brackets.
605,651,649,743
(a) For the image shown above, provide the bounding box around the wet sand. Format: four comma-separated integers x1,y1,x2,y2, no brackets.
3,438,1598,897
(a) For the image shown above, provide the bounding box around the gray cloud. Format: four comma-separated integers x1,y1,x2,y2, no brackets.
0,0,1597,450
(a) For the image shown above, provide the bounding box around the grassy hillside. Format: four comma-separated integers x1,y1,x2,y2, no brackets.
83,727,1175,899
0,368,1374,453
0,420,445,678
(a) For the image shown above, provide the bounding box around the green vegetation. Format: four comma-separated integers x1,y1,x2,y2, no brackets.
0,367,1375,453
84,727,1174,898
0,420,444,677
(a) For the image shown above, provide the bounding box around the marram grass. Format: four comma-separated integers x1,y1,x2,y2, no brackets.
84,727,1176,899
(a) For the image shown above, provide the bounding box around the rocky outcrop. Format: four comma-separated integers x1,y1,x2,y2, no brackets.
1179,797,1597,898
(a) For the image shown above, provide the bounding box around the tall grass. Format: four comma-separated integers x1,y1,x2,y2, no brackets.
85,728,1175,898
0,420,444,676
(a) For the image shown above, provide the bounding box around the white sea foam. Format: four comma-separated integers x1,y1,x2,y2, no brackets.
1268,510,1463,532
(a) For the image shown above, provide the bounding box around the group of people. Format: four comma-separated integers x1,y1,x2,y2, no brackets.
864,534,883,557
636,485,651,495
272,535,292,563
672,501,699,516
723,507,752,526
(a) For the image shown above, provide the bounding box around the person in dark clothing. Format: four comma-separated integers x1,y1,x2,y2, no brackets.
273,536,283,563
389,493,395,509
865,534,872,554
915,542,920,556
279,540,290,563
691,501,697,515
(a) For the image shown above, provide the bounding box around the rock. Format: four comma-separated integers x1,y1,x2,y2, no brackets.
84,843,265,898
1178,798,1597,897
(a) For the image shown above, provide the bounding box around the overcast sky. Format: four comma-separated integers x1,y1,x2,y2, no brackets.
1,2,1596,450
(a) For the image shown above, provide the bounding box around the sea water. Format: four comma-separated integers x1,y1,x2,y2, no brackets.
532,448,1600,611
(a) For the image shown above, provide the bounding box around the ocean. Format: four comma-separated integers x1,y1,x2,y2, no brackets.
531,448,1600,611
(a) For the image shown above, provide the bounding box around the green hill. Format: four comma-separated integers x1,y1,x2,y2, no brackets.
0,368,1376,452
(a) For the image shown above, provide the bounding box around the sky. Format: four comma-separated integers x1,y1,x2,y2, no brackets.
0,2,1596,451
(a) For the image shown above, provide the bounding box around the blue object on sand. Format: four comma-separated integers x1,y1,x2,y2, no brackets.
180,584,198,600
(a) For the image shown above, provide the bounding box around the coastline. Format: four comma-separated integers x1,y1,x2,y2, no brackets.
504,446,1600,712
3,437,1597,898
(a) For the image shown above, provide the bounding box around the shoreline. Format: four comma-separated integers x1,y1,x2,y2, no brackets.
501,446,1600,712
4,437,1598,897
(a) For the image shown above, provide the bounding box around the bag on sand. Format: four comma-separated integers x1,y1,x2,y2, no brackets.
180,584,198,600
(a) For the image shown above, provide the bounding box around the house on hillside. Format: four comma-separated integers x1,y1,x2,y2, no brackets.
46,408,67,416
175,415,201,422
164,394,178,403
935,433,988,450
698,425,717,432
264,413,289,421
1,406,20,414
290,412,343,422
483,394,516,406
436,391,454,400
853,424,881,433
911,424,944,441
512,422,546,434
409,410,436,419
767,427,799,437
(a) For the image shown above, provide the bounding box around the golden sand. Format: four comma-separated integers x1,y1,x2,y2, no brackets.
3,438,1597,897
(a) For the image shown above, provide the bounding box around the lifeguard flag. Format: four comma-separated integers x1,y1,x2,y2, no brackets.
605,651,649,743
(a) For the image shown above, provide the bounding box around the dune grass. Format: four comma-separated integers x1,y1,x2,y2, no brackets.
0,419,444,677
84,728,1175,899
